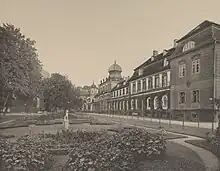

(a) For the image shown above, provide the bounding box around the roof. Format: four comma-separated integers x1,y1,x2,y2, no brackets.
177,20,220,43
108,61,122,72
134,48,175,71
171,20,220,59
128,48,174,82
91,82,97,88
111,80,129,92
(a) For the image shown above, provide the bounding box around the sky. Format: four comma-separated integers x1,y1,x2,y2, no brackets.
1,0,220,86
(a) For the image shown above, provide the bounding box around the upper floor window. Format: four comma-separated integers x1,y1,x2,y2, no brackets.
122,88,125,95
192,59,200,74
163,58,169,67
162,74,168,87
179,63,186,77
192,90,200,103
155,76,160,88
148,77,153,89
179,92,186,104
126,87,129,94
182,41,195,52
132,82,136,93
138,68,143,76
142,79,146,91
137,80,141,92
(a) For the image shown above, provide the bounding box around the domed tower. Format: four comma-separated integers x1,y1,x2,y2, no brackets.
108,60,122,80
90,81,98,97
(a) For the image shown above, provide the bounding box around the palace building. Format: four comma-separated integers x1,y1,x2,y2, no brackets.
93,61,124,113
87,20,220,122
110,77,130,115
127,47,174,118
169,20,220,121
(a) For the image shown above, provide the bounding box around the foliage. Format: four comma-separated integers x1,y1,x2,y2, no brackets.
0,135,53,171
65,128,166,171
0,23,42,110
40,73,81,111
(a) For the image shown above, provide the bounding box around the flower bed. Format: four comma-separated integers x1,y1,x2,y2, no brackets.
0,120,29,129
64,128,166,171
0,135,54,171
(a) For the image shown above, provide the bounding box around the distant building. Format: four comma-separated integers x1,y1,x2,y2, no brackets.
93,61,124,113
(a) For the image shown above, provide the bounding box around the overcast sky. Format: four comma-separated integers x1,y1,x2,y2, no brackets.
1,0,220,86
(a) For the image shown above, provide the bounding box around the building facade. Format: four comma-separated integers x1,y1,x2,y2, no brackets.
110,77,130,115
89,20,220,122
93,61,123,113
169,20,220,121
127,48,173,118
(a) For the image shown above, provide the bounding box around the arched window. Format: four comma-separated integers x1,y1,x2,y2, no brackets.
154,96,158,109
146,97,151,110
162,95,168,109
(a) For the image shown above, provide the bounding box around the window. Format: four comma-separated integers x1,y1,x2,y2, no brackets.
142,79,146,91
163,58,169,67
138,68,143,76
132,82,136,93
122,88,125,95
182,41,195,52
154,96,159,109
192,90,200,103
162,95,168,109
131,99,134,110
123,101,125,110
179,63,186,77
162,74,167,87
146,97,151,110
136,99,138,109
116,91,118,97
155,76,160,88
148,77,153,89
126,87,129,94
179,92,186,104
137,80,141,92
192,59,200,74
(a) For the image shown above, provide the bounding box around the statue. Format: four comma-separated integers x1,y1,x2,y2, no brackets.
63,110,69,130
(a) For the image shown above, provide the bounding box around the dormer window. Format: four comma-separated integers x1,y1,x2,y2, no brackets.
138,68,143,76
182,41,195,52
163,50,168,56
151,57,154,61
163,58,169,67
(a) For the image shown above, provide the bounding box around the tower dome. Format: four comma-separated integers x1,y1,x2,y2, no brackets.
108,61,122,73
91,81,97,88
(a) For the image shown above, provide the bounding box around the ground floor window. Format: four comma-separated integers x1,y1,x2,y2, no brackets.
192,90,200,103
146,97,151,110
154,96,158,109
162,95,168,109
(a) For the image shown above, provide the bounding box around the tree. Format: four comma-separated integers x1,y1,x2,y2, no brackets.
41,73,81,112
0,23,42,112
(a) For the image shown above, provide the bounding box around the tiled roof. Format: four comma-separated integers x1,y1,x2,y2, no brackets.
111,80,129,92
134,48,175,71
171,21,220,59
128,48,174,82
177,20,220,43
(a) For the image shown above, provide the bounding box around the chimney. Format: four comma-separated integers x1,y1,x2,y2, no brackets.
153,50,158,57
174,39,178,47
